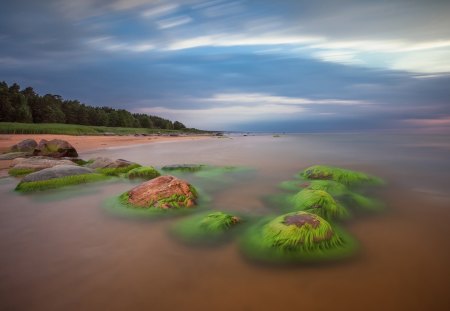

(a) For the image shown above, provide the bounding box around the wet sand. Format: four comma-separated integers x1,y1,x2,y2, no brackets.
0,133,449,311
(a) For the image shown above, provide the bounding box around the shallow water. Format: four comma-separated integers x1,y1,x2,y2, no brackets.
1,133,449,311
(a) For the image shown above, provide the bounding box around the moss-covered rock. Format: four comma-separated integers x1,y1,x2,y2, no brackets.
289,189,350,220
301,165,382,186
120,175,198,209
33,139,78,158
162,164,206,172
240,211,357,263
96,163,141,176
10,139,37,153
172,211,241,244
279,179,347,195
127,166,160,180
8,167,37,177
15,173,108,192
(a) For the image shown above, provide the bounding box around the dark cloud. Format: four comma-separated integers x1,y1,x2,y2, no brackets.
0,0,449,130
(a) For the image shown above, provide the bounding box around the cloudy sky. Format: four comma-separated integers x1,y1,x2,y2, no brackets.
1,0,450,131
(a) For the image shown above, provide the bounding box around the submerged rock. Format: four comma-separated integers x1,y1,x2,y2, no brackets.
21,165,94,183
15,165,107,192
301,165,382,186
290,189,350,220
161,164,207,172
33,139,78,158
173,211,241,244
10,139,37,153
239,211,357,263
127,166,160,180
122,175,197,209
262,212,341,250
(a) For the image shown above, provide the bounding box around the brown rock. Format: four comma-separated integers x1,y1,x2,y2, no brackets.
87,157,136,169
126,175,197,209
33,139,78,158
10,139,38,153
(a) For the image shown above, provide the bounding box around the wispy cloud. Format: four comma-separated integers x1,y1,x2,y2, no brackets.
156,16,193,29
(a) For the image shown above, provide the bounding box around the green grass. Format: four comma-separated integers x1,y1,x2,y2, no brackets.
126,166,160,180
289,189,350,220
172,211,241,244
0,122,206,135
8,167,37,177
301,165,383,186
15,173,109,192
239,212,358,263
96,163,141,176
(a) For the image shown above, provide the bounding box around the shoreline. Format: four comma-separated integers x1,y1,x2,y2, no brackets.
0,134,210,176
0,134,210,153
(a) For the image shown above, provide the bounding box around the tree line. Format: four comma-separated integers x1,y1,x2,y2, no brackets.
0,81,187,130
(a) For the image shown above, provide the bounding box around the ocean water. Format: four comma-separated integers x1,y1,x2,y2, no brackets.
0,133,449,311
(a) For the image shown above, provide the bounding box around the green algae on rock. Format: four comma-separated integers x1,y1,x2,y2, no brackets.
279,179,348,196
15,173,108,192
119,175,198,209
289,189,350,220
301,165,383,186
8,167,37,177
96,163,141,176
161,164,207,172
172,211,241,244
126,166,160,180
240,211,357,263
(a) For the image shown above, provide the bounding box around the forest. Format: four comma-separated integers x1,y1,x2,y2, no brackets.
0,81,186,130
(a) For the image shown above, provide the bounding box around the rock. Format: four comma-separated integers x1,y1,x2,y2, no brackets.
124,175,197,208
86,157,137,169
12,156,77,171
21,165,94,183
161,164,206,172
33,139,78,158
0,152,31,160
10,139,37,152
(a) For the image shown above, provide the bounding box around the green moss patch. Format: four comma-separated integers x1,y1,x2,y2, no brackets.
289,189,350,220
172,211,242,244
301,165,383,186
8,167,37,177
96,163,141,176
162,164,207,172
15,173,109,192
126,166,160,180
279,179,348,195
239,212,357,263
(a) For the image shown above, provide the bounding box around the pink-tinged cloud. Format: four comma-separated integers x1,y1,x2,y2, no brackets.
404,117,450,127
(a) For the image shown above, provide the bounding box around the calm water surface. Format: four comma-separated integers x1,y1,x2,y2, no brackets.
1,133,449,311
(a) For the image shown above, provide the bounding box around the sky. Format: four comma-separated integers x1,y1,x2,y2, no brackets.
1,0,450,132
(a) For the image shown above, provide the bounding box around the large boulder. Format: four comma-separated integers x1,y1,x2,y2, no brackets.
87,157,136,169
21,165,94,183
123,175,197,209
12,156,77,171
33,139,78,158
10,139,37,153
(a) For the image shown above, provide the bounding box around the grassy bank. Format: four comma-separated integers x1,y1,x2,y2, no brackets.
0,122,208,136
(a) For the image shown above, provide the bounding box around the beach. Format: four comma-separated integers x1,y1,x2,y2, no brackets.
0,134,209,175
0,133,449,311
